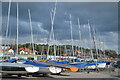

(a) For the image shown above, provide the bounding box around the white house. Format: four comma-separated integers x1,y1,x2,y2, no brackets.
19,50,25,55
8,49,14,54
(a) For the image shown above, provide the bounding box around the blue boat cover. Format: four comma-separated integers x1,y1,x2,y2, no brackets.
74,60,80,62
105,61,111,63
58,61,69,64
8,59,17,63
70,63,88,68
86,62,105,66
70,62,106,68
22,60,29,62
24,61,52,67
48,60,69,64
81,60,86,62
48,60,58,63
87,62,97,65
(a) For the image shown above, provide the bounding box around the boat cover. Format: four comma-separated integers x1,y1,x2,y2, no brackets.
48,60,69,64
23,61,51,67
74,60,80,62
87,62,104,66
8,59,17,63
70,63,88,68
105,61,111,63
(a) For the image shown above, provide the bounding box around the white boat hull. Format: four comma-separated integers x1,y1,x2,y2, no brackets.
49,66,62,74
0,62,40,75
25,67,40,73
96,63,106,68
86,65,96,69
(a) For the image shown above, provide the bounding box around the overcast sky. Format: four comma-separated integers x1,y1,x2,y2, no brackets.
1,2,118,51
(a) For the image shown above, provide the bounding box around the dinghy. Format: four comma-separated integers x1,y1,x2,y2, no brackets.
35,61,78,72
0,62,39,77
23,60,62,74
96,63,106,69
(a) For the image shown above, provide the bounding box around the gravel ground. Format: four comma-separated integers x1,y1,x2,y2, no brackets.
1,69,120,80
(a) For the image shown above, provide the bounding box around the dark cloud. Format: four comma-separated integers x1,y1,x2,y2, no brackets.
2,2,118,50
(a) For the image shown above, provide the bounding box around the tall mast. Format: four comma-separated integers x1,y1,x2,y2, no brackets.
92,27,99,59
98,37,102,58
54,42,56,60
16,2,19,55
57,44,60,58
47,40,50,59
77,18,84,58
100,38,105,59
49,0,57,60
41,45,44,59
5,0,11,59
88,20,94,60
59,43,62,59
5,0,11,46
28,9,35,57
103,39,106,59
84,39,89,55
69,14,74,57
95,29,100,59
64,45,67,59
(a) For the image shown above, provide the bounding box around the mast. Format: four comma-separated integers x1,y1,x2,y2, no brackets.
16,2,19,55
59,45,61,59
98,37,102,58
5,0,11,46
88,20,94,60
54,42,56,60
57,44,59,58
64,45,68,59
5,0,11,58
41,45,44,59
49,0,57,60
100,38,106,59
8,25,11,46
69,14,74,58
77,18,84,59
95,29,100,59
28,9,35,58
84,39,89,57
92,27,99,59
47,40,50,59
103,39,106,59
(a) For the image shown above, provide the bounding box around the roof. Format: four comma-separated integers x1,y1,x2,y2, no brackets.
19,48,32,52
0,46,10,51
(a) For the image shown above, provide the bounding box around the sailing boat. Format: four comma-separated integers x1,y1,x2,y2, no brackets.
1,2,41,77
85,21,109,70
24,8,62,74
69,14,74,60
47,0,57,60
0,62,39,77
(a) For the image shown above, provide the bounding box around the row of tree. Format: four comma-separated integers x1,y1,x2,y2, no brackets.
2,43,119,58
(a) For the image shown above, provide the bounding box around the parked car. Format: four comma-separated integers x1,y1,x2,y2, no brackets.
112,59,120,68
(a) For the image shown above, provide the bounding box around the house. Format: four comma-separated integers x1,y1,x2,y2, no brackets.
0,46,10,51
0,46,14,55
8,49,14,54
19,50,25,54
19,48,36,55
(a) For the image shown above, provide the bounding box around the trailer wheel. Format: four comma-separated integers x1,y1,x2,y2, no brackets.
42,73,48,77
26,73,33,77
28,75,33,77
18,74,22,77
97,69,99,73
112,69,115,72
87,71,90,73
56,73,61,75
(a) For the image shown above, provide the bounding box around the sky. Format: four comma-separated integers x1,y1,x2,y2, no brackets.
1,2,118,51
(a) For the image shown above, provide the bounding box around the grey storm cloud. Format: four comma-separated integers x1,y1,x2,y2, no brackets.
2,2,118,51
